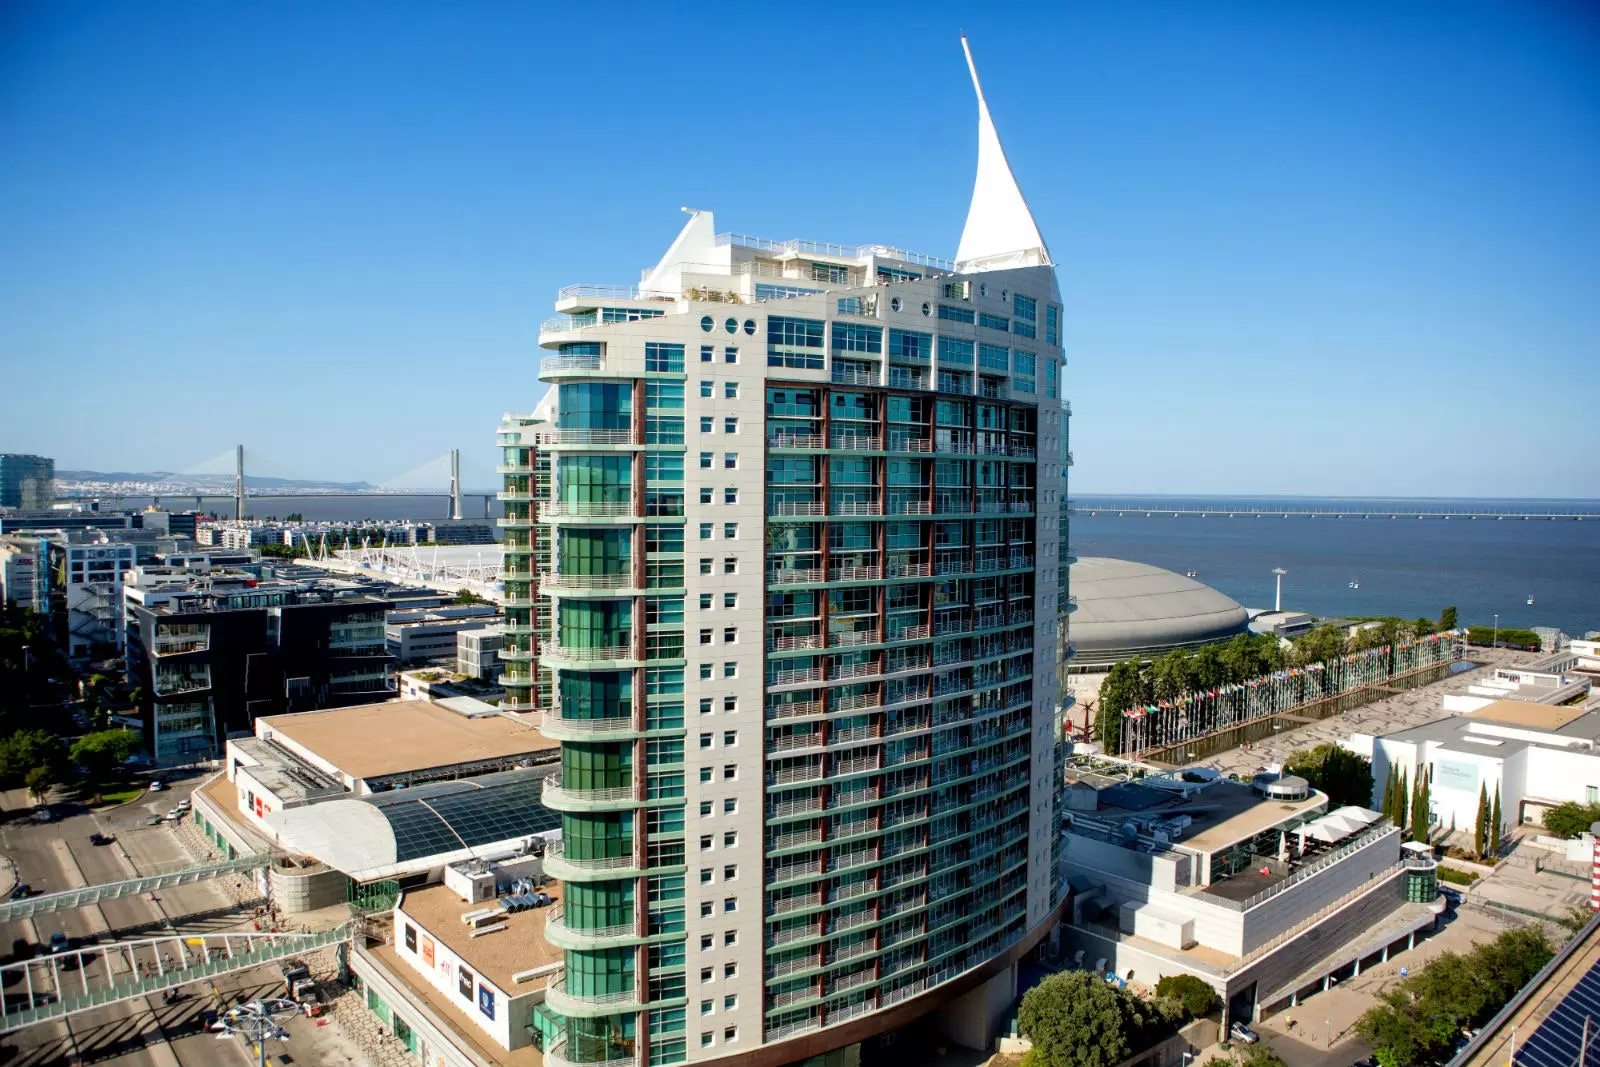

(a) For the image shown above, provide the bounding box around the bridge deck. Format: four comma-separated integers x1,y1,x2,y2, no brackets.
0,854,268,923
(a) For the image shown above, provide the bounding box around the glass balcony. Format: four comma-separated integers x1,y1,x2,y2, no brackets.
544,972,648,1019
541,773,639,812
544,904,642,949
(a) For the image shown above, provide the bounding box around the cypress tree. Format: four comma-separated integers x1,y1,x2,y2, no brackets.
1490,786,1503,857
1380,767,1394,820
1474,782,1489,859
1396,768,1409,830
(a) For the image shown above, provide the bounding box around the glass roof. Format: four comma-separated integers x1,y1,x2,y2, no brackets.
359,770,559,863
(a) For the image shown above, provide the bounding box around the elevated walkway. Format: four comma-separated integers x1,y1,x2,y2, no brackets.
0,854,268,922
0,924,352,1033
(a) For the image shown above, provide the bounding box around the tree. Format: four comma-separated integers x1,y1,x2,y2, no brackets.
452,589,488,606
1412,768,1431,843
1219,1044,1288,1067
1292,625,1348,667
1490,787,1503,856
1439,606,1458,631
0,729,68,789
1395,768,1409,830
69,728,140,787
24,764,57,804
1541,802,1600,839
1286,744,1375,809
1474,783,1490,859
1019,970,1156,1067
1380,766,1395,818
1153,974,1219,1018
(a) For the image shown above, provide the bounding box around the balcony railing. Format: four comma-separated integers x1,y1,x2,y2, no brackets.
831,366,880,387
544,839,639,872
542,774,636,806
547,643,635,662
546,904,637,944
831,500,882,516
544,1038,636,1067
544,500,632,518
769,433,824,449
768,567,823,585
769,500,826,516
544,711,636,736
828,565,880,583
152,635,209,657
538,428,632,445
541,572,634,591
766,701,822,722
768,633,823,652
829,435,882,451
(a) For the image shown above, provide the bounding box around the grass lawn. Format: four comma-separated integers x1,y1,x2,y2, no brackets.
92,784,145,807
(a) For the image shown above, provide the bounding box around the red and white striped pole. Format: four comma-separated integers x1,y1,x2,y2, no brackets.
1590,821,1600,911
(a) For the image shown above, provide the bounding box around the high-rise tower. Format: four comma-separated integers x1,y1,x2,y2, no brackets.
506,39,1073,1066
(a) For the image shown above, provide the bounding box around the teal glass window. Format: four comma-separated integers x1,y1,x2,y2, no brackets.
558,528,630,576
647,381,684,410
558,455,631,505
831,323,883,355
559,670,631,719
1045,305,1060,346
561,810,632,860
937,304,975,324
767,316,825,369
558,383,630,430
888,329,931,363
645,525,684,554
979,312,1009,331
645,343,685,372
646,453,684,484
978,343,1009,371
1012,294,1037,338
564,946,635,997
938,337,974,366
558,600,632,649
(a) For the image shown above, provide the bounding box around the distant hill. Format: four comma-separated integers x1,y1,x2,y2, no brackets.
56,469,372,491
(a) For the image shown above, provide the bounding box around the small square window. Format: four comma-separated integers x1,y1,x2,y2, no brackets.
724,347,738,364
699,835,712,850
724,417,738,434
722,696,737,713
698,522,713,539
724,995,737,1010
723,831,737,847
699,452,713,469
699,767,712,782
699,488,713,505
724,1027,737,1043
722,627,736,644
722,731,736,746
700,416,713,432
723,662,737,679
722,764,736,781
699,868,713,884
723,557,737,574
699,801,713,816
700,380,713,397
700,998,713,1014
723,865,736,880
698,558,712,575
698,664,712,681
723,488,738,505
723,929,737,946
698,628,712,645
724,382,738,398
722,592,738,610
723,959,737,974
700,967,713,982
700,901,713,918
701,1033,714,1049
699,697,712,714
700,346,714,363
699,732,713,749
700,934,714,951
698,594,712,610
723,453,737,470
722,798,736,814
723,524,738,541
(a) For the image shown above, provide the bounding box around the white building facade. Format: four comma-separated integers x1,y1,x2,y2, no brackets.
497,39,1073,1067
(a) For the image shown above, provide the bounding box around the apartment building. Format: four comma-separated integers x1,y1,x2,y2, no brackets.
495,39,1073,1066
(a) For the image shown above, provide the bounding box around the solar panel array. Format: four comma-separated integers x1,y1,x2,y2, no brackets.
356,771,561,863
1513,956,1600,1067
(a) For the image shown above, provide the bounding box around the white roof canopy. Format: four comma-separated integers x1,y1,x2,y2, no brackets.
1295,806,1382,845
954,37,1052,274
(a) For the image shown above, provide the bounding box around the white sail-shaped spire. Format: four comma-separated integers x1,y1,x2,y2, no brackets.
954,36,1052,273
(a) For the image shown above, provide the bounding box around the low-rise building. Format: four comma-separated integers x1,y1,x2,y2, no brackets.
1059,759,1440,1024
1441,651,1591,712
0,536,41,610
387,604,502,664
1351,698,1600,831
458,625,504,681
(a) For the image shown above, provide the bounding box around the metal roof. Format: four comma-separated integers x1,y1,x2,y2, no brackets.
1068,557,1250,666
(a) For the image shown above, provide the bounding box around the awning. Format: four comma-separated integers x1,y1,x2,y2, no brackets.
1296,806,1382,845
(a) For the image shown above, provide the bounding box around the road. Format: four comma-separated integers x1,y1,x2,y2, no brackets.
0,773,275,1067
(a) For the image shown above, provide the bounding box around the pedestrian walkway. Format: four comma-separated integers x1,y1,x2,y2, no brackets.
0,853,268,922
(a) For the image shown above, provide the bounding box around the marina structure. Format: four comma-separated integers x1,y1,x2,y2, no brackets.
498,38,1073,1064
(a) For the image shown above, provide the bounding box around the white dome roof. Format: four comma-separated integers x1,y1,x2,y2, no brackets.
1069,557,1249,666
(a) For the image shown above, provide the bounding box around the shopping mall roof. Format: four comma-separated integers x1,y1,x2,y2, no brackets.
258,699,556,785
1068,557,1251,668
263,769,560,881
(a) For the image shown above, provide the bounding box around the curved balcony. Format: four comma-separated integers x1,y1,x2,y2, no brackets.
501,595,539,609
537,428,634,447
542,501,637,523
544,904,644,950
498,490,538,503
541,642,639,670
540,572,640,597
498,515,536,530
540,710,641,742
544,1037,637,1067
544,971,648,1019
498,693,539,714
496,644,538,663
541,839,647,883
496,461,537,475
541,773,640,813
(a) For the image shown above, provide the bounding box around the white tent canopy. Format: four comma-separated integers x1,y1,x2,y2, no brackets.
1295,806,1382,846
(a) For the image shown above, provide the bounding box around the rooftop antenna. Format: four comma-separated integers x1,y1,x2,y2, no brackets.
1272,568,1287,612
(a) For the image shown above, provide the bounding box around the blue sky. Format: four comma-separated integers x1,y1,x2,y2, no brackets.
1,2,1596,496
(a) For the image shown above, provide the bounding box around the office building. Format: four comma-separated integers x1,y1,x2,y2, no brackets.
50,536,139,659
0,537,42,610
457,625,505,681
0,454,54,509
126,573,397,763
386,604,503,664
496,40,1072,1065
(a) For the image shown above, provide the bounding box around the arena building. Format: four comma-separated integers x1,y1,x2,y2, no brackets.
1064,557,1250,733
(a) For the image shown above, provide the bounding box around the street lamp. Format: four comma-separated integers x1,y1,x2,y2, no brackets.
213,998,297,1067
1493,613,1500,650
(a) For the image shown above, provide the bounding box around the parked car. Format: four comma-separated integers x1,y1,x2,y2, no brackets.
148,780,166,792
8,884,33,901
1440,887,1463,908
47,932,69,955
1230,1022,1260,1045
89,832,114,847
175,798,192,811
144,815,163,827
32,809,52,823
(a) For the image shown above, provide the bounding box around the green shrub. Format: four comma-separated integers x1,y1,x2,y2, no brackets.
1437,866,1478,885
1153,974,1220,1018
1541,802,1600,839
